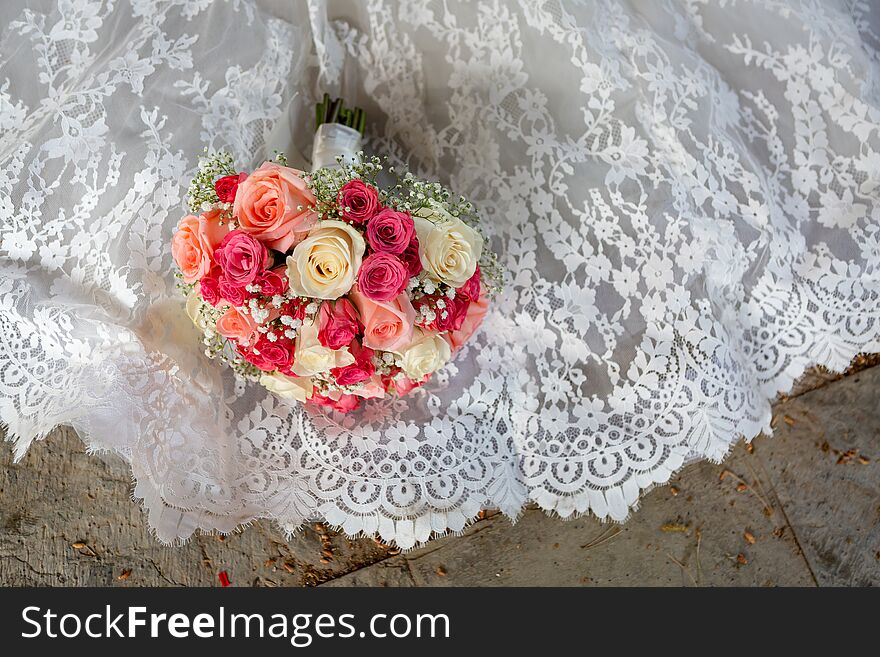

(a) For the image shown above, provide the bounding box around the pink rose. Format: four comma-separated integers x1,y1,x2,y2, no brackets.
171,209,230,283
399,235,423,278
365,208,414,254
458,265,482,302
216,305,258,346
198,270,222,306
215,172,247,203
331,340,375,386
256,266,288,296
233,161,318,251
309,393,361,413
337,179,379,225
357,252,409,302
218,277,248,306
215,230,271,287
382,372,428,396
349,287,416,353
317,298,361,350
445,288,489,354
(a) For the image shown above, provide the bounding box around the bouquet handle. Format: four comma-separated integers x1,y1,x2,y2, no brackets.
310,122,363,170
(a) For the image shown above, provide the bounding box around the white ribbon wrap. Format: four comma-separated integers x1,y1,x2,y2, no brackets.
310,123,363,170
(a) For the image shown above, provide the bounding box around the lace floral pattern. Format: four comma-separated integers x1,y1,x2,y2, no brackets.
2,0,879,547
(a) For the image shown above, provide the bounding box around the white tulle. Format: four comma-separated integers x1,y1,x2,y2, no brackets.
2,0,880,548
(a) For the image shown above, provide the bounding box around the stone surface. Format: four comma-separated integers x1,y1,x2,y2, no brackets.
0,426,393,586
758,368,880,586
1,364,878,586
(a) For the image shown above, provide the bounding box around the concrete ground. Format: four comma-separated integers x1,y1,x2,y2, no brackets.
1,362,878,587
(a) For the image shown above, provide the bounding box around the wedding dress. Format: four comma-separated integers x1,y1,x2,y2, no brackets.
2,0,879,548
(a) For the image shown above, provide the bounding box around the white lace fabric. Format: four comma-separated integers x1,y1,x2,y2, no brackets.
2,0,880,548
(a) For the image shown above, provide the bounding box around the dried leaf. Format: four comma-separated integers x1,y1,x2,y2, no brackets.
71,541,86,549
743,531,756,545
117,569,132,581
783,415,795,426
670,486,679,497
736,553,748,565
283,562,295,574
435,566,447,577
736,482,748,492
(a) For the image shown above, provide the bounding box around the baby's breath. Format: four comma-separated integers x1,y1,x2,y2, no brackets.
186,150,235,213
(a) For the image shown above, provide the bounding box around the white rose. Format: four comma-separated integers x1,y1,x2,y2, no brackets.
399,329,452,380
286,220,365,299
412,204,483,288
260,372,314,402
292,319,356,376
185,290,211,331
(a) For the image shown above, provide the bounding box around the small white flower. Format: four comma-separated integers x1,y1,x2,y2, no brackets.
266,332,277,342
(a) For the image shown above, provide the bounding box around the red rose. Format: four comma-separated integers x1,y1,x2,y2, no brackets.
215,172,247,203
365,208,414,254
416,294,470,332
338,179,379,225
317,298,361,350
309,393,362,413
331,340,375,386
252,334,295,374
281,298,308,322
257,266,288,296
399,235,423,278
236,342,273,371
198,269,222,306
458,265,481,302
357,252,409,301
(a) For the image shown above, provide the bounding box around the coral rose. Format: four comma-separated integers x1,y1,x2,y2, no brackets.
233,161,318,251
171,209,229,283
216,305,258,346
349,287,416,353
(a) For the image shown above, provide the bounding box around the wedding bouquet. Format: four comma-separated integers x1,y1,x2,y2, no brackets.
171,97,501,412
